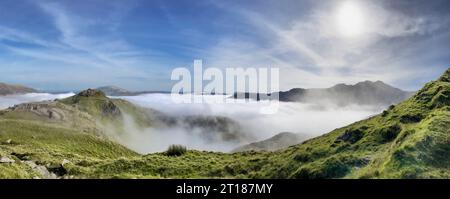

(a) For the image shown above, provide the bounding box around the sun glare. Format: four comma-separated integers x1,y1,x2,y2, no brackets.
336,1,365,37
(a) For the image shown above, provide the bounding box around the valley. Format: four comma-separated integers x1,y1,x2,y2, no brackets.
0,68,448,179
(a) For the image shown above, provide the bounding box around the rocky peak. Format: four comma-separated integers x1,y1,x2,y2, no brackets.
76,89,106,98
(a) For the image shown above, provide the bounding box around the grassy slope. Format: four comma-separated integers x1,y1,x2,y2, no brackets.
257,69,450,179
81,68,449,179
0,69,449,179
0,119,137,178
0,90,147,178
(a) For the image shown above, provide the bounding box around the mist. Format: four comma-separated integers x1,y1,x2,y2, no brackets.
0,92,385,154
0,92,75,109
103,113,244,153
115,94,384,153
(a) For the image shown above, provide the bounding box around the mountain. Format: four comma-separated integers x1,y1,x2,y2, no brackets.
0,89,155,139
96,86,135,96
0,68,448,179
83,67,447,179
0,89,141,178
257,68,450,178
0,82,37,96
0,89,251,178
96,85,171,96
231,132,311,152
233,80,414,107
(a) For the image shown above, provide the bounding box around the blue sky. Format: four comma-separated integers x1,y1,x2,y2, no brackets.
0,0,449,91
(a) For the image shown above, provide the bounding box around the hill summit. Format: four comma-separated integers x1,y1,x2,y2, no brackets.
61,89,121,118
76,89,107,98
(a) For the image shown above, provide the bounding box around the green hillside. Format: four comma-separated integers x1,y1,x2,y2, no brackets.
0,68,449,179
0,89,149,178
259,68,450,179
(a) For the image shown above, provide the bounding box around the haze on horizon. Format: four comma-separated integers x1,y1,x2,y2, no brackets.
1,0,450,92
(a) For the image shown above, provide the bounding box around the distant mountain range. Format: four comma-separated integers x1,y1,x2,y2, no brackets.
232,132,311,152
96,86,170,96
234,80,415,106
0,82,37,96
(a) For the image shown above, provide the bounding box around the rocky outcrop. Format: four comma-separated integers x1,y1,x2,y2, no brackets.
9,102,66,120
77,89,106,98
23,161,58,179
101,100,121,117
0,157,15,163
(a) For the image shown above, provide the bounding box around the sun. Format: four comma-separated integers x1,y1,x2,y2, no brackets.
336,1,365,37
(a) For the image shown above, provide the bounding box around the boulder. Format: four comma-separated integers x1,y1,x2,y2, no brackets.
0,157,15,163
23,161,57,179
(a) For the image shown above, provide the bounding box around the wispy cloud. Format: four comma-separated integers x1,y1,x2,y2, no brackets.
0,1,170,90
37,1,143,68
204,0,450,90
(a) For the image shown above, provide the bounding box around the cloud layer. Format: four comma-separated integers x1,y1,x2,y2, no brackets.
0,92,74,109
117,94,383,153
0,92,388,153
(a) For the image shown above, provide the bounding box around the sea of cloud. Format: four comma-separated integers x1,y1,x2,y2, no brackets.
0,92,75,109
0,92,385,153
117,94,384,153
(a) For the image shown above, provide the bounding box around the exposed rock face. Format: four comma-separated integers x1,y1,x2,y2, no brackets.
101,100,121,117
77,89,106,98
9,102,66,121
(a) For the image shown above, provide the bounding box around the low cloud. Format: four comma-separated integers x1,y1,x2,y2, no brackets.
0,92,386,153
117,94,383,153
0,92,74,109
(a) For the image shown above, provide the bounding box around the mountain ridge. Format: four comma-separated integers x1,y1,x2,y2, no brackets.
0,82,37,96
234,80,414,107
96,85,170,96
